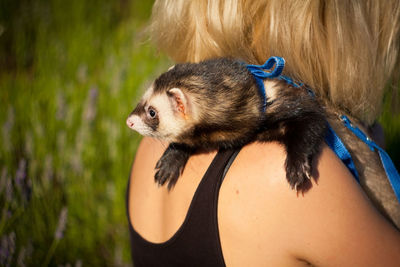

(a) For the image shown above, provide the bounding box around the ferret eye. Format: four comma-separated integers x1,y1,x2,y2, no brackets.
148,108,157,118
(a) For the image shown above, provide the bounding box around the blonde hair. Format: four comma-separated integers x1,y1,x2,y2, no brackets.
149,0,400,124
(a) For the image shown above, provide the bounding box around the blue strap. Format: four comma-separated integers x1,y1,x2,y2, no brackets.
340,115,400,202
246,56,285,79
246,57,286,111
246,57,306,111
279,75,304,88
324,125,360,182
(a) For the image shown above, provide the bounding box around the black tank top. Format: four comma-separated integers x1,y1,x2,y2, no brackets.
126,149,240,267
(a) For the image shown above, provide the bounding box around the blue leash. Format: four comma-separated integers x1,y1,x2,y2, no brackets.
246,56,400,202
324,125,360,182
339,115,400,202
247,57,303,111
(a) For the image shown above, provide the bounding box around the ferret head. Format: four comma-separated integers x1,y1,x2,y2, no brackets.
126,75,197,143
127,59,263,146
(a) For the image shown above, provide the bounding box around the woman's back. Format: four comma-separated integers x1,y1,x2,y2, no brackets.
128,137,400,266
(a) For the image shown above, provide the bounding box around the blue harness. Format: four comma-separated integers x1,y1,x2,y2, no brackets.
246,56,400,202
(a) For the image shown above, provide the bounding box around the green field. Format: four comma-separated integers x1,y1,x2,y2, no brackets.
0,0,399,266
0,0,170,265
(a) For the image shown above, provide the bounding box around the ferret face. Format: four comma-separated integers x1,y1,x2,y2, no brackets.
126,85,192,142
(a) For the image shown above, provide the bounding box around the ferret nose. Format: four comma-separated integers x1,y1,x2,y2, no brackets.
126,117,134,128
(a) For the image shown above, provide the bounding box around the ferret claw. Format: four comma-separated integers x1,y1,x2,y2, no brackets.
154,143,191,190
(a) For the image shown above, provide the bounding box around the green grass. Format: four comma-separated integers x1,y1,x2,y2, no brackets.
0,0,399,266
0,0,170,265
379,84,400,170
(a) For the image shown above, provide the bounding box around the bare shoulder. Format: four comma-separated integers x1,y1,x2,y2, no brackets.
129,137,217,242
218,141,400,266
128,137,166,199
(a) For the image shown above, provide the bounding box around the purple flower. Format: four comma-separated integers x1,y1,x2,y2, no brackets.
0,232,16,267
83,87,98,122
17,247,26,267
2,107,14,152
114,245,123,267
70,154,82,175
3,107,14,133
5,178,13,203
0,167,7,195
56,91,67,121
24,131,34,157
16,242,32,267
0,238,7,265
54,207,68,240
14,158,31,203
16,243,32,267
15,159,26,191
77,64,88,83
44,155,53,183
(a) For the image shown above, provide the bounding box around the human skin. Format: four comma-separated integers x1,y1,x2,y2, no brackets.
128,137,400,266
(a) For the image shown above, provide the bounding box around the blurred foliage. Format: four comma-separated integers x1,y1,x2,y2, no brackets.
379,83,400,170
0,0,169,266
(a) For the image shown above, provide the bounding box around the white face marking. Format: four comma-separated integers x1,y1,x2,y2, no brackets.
127,85,192,142
127,85,158,137
126,114,154,136
141,84,154,101
264,80,280,101
148,93,188,142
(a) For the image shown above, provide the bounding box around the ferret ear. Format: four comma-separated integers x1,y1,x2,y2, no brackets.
168,65,175,71
168,88,188,116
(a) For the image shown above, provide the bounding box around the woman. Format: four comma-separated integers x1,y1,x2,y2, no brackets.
127,1,400,266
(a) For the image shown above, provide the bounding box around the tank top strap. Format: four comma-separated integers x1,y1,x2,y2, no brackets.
190,148,241,214
127,148,241,266
166,148,240,266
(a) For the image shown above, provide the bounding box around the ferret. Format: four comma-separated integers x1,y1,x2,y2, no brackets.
126,58,327,191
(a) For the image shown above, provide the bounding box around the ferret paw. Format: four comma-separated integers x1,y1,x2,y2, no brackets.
285,157,313,191
154,143,191,190
154,162,182,189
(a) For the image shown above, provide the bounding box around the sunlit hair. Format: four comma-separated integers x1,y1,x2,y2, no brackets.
149,0,400,124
